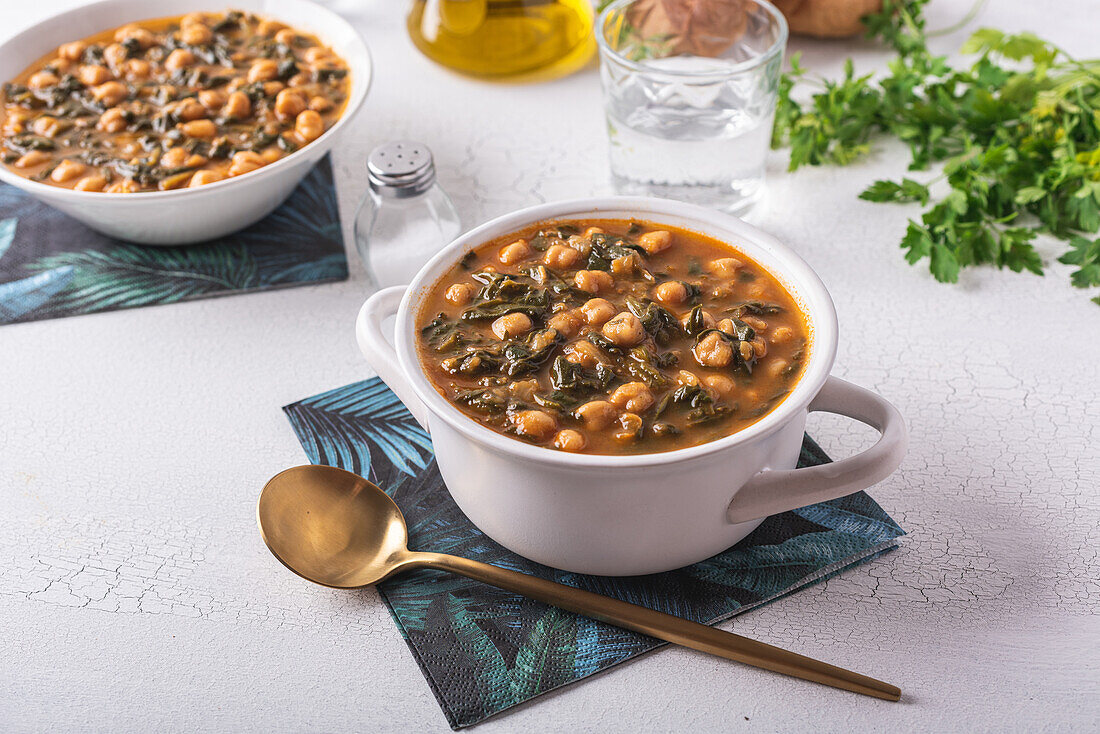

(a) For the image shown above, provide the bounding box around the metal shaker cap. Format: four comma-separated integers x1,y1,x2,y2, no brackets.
367,141,435,198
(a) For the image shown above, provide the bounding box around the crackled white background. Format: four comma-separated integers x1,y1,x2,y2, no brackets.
1,1,1097,731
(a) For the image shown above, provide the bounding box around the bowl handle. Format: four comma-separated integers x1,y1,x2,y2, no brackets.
727,376,907,524
356,286,430,433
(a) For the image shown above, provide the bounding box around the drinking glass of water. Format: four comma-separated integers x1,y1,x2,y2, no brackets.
596,0,788,214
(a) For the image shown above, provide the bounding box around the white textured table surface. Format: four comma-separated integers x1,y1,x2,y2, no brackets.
2,1,1097,731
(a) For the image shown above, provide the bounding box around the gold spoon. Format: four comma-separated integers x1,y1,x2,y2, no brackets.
257,465,901,702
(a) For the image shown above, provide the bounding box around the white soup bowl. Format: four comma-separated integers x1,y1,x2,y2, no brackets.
0,0,370,244
356,197,907,576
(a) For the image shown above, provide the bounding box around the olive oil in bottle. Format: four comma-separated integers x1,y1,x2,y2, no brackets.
407,0,595,79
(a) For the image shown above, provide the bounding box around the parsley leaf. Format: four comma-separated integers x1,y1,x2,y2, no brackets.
773,0,1100,305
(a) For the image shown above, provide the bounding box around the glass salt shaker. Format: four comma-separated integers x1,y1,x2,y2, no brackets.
354,141,461,290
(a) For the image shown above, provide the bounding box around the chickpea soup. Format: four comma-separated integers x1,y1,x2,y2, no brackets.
416,220,811,455
0,10,349,193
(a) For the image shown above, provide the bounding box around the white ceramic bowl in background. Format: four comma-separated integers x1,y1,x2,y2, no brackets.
357,197,907,576
0,0,370,245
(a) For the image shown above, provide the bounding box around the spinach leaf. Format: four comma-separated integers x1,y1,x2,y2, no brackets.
585,232,647,271
454,388,510,415
420,313,472,353
462,272,550,321
671,385,731,425
625,296,679,345
548,356,614,395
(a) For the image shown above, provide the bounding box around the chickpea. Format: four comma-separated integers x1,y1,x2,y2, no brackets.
92,108,125,133
160,147,189,169
563,340,602,367
308,96,333,112
295,110,324,142
739,340,755,363
615,413,644,442
180,12,211,27
257,19,287,37
583,226,605,238
693,332,733,367
511,410,558,441
91,81,128,107
444,283,475,306
745,282,768,299
638,230,672,254
180,24,213,46
260,148,283,164
124,59,151,81
175,98,207,121
601,312,645,347
103,43,128,71
32,116,62,138
288,72,312,88
703,374,736,396
304,47,333,65
508,379,540,401
248,59,280,83
262,81,286,97
49,159,86,183
579,297,616,327
491,312,533,340
494,239,530,265
574,269,614,294
114,25,155,49
189,91,223,113
543,244,581,269
771,326,794,344
609,382,655,413
575,400,618,430
165,49,196,72
274,89,308,121
228,150,266,176
14,150,51,168
716,319,740,337
106,178,139,193
680,308,715,332
751,337,768,358
275,29,298,46
189,170,224,187
564,235,592,257
28,71,59,89
74,174,107,192
58,41,87,61
546,310,582,338
554,429,587,452
2,109,31,135
677,370,700,386
654,280,690,305
181,119,217,139
49,57,73,74
223,91,252,120
708,257,742,278
741,315,768,332
610,254,639,276
766,358,791,379
77,65,111,86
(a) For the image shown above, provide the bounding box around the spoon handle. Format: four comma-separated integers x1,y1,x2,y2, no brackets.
415,551,900,702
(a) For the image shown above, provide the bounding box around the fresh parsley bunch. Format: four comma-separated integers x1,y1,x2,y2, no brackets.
772,0,1100,304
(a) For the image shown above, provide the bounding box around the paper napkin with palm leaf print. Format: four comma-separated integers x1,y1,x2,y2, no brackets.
284,378,906,729
0,157,346,325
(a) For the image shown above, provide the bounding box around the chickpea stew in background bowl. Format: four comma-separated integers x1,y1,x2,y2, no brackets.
357,197,908,575
0,0,370,244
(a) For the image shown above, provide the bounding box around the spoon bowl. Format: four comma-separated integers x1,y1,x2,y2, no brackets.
257,464,901,701
258,465,411,588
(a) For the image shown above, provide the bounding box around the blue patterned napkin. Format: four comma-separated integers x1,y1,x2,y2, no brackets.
283,378,905,729
0,157,347,325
